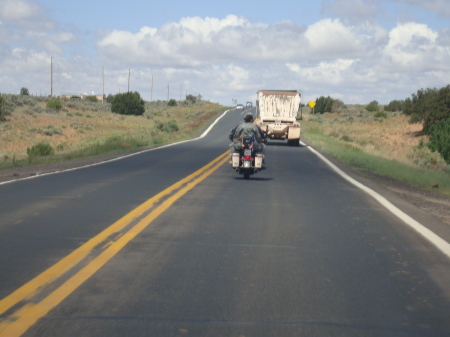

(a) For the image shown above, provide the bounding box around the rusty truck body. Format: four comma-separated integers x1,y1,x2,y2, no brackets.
255,90,301,146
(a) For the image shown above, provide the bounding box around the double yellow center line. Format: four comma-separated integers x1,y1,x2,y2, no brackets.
0,151,228,337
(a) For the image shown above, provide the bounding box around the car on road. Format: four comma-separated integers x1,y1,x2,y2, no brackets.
236,104,244,110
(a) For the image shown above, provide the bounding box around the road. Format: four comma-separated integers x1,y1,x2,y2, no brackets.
0,108,450,337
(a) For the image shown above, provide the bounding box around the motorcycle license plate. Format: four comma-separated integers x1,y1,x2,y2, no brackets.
244,149,251,156
243,161,251,168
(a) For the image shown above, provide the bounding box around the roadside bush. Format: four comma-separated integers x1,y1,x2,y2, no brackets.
186,94,197,104
403,85,450,133
428,118,450,164
365,100,379,112
341,135,353,142
374,111,387,119
0,96,7,121
385,99,404,112
153,120,179,133
27,142,54,162
332,99,345,111
20,87,29,95
167,99,177,107
106,94,114,103
111,91,145,116
47,98,63,110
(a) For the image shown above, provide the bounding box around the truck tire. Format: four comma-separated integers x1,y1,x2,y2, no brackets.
288,139,300,146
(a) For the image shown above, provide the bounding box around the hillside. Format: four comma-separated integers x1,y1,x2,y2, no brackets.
0,95,226,167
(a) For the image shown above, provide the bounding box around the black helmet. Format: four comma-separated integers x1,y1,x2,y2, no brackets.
244,114,254,122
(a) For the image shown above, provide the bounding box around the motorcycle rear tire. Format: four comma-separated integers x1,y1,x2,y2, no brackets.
243,171,251,179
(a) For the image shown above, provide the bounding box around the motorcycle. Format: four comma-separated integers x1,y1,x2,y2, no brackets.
230,135,264,179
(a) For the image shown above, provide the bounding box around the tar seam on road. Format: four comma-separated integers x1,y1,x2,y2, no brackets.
0,151,229,337
304,142,450,260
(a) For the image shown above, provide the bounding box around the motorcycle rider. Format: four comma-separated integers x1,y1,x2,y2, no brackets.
229,113,266,160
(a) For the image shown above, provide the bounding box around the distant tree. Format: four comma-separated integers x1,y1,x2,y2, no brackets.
85,95,98,102
111,91,145,116
331,99,345,111
20,87,29,95
401,85,450,133
314,96,333,114
167,98,177,107
385,99,404,112
423,85,450,133
365,100,379,112
106,94,114,104
0,95,7,121
186,94,197,104
324,98,333,113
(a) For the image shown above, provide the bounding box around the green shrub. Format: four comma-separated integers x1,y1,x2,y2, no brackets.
166,120,179,132
27,142,54,162
314,96,333,114
152,119,179,133
186,94,197,104
385,99,404,112
365,100,379,112
47,98,63,110
111,91,145,115
167,99,177,107
20,87,29,95
374,111,387,119
0,95,7,121
428,118,450,164
402,85,450,133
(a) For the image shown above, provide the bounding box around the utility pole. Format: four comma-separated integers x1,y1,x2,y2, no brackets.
167,82,169,101
150,75,153,102
180,84,182,102
50,56,53,98
102,66,104,103
128,69,130,92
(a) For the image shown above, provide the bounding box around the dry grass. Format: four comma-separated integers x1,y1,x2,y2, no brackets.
0,97,226,166
300,105,450,194
302,106,446,171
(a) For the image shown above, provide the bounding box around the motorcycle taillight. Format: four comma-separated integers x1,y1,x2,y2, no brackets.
244,155,251,160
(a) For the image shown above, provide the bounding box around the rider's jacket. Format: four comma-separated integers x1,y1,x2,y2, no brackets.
233,122,262,143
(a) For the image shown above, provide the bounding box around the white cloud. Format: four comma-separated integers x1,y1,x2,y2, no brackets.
0,0,40,21
0,2,449,105
323,0,380,22
391,0,450,17
382,22,448,71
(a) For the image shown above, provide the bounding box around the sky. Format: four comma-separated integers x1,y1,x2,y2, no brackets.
0,0,449,105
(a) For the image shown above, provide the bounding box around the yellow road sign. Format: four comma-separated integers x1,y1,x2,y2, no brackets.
308,101,316,107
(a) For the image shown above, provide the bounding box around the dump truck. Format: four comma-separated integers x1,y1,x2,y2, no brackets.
255,90,301,146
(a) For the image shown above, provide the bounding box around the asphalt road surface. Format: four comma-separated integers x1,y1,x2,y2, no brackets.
1,107,450,337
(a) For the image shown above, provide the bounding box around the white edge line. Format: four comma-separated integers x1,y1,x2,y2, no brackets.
303,142,450,259
0,109,230,186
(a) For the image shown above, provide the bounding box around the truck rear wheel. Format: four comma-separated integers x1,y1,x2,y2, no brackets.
288,139,300,146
